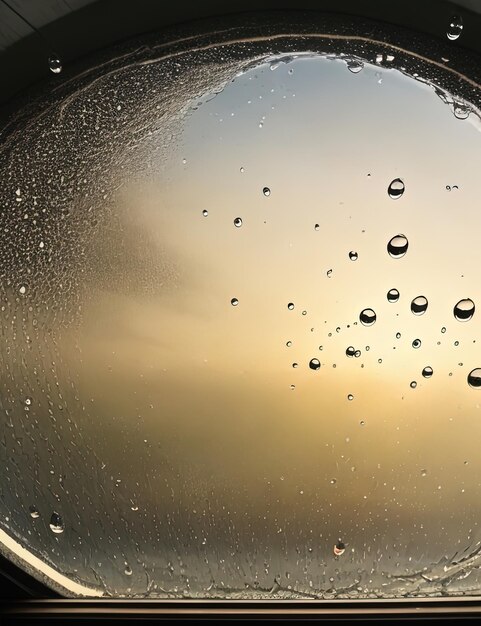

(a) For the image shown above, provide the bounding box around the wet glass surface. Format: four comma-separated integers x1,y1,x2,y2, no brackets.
0,14,481,598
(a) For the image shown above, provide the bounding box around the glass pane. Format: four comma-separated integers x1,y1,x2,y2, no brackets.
1,13,481,598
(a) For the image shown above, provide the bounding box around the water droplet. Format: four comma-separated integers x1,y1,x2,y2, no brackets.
454,298,475,321
453,103,470,120
354,350,361,358
309,358,321,371
388,178,405,199
49,512,64,534
359,308,376,326
263,187,271,197
410,381,417,389
231,298,239,306
333,541,345,556
292,363,298,369
327,269,333,278
441,327,446,334
290,384,295,390
314,224,320,231
447,15,463,41
378,358,382,364
24,397,32,406
48,55,62,74
411,296,428,315
286,341,292,347
124,565,132,576
454,341,459,347
234,217,243,227
349,251,358,261
412,339,422,349
346,58,364,74
19,285,26,295
421,469,428,477
29,506,40,519
422,366,433,378
387,234,409,258
387,289,400,303
347,394,354,401
302,310,307,316
240,167,245,173
346,346,356,357
330,478,337,485
202,209,208,217
287,302,294,310
468,369,481,389
396,332,401,339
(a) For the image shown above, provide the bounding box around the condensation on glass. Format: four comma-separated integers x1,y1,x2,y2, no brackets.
0,12,480,599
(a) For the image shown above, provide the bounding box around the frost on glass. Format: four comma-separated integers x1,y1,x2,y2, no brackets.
0,15,481,598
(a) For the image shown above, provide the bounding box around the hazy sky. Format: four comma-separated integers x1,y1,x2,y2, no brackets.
2,44,481,597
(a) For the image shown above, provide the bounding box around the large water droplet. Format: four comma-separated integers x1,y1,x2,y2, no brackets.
309,358,321,370
346,59,364,74
468,369,481,389
349,251,358,261
29,506,40,519
287,302,294,310
388,178,405,199
263,187,271,197
202,209,208,217
410,381,417,389
387,235,409,258
48,55,62,74
346,346,356,357
412,338,422,349
411,296,428,315
347,394,354,401
447,15,463,41
387,289,400,303
49,512,64,534
359,308,376,326
422,366,433,378
234,217,243,227
454,298,475,321
453,103,470,120
231,298,239,306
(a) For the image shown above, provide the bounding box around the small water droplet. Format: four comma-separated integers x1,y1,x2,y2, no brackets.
387,235,409,258
49,512,64,534
24,397,32,406
202,209,208,217
411,296,428,315
346,59,364,74
287,302,294,310
359,308,376,326
333,541,345,556
346,346,356,357
314,224,320,231
292,363,298,369
263,187,271,197
387,289,400,303
347,394,354,401
234,217,243,227
468,368,481,389
354,350,361,358
309,358,321,371
422,366,433,378
29,506,40,519
327,269,333,278
19,285,26,295
330,478,337,485
302,310,307,316
48,55,62,74
454,298,475,321
441,327,446,334
453,103,470,120
388,178,405,199
290,384,295,390
447,15,463,41
286,341,292,347
231,298,239,306
240,167,245,173
349,251,358,261
124,565,132,576
410,381,417,389
421,469,428,477
396,332,401,339
412,338,422,349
